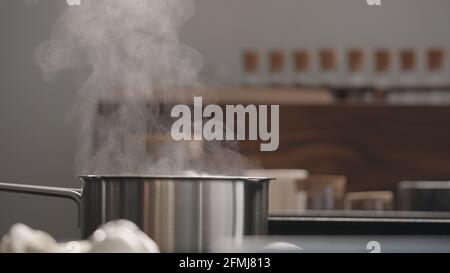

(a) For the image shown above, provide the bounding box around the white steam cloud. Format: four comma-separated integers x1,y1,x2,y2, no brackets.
34,0,250,175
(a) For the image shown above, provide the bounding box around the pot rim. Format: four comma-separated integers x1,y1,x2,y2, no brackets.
78,175,274,182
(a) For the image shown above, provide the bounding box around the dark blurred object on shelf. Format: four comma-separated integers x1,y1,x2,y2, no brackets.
398,181,450,212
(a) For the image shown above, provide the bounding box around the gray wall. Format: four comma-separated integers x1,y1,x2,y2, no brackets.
1,0,450,240
0,0,79,239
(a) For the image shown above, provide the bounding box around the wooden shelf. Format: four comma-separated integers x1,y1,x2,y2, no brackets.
205,87,334,105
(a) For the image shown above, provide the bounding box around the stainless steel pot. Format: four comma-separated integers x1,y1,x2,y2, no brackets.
0,175,271,252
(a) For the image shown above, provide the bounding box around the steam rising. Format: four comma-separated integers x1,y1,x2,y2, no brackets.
35,0,249,175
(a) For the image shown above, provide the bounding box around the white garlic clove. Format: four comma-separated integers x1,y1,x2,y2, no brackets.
88,219,160,253
0,223,59,253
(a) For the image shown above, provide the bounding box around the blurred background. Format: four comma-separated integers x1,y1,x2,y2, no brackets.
2,0,450,240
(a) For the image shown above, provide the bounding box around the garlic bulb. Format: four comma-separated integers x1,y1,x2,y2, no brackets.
0,220,159,253
89,220,160,253
0,223,59,253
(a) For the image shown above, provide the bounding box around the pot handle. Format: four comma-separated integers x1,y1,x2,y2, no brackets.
0,182,82,227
